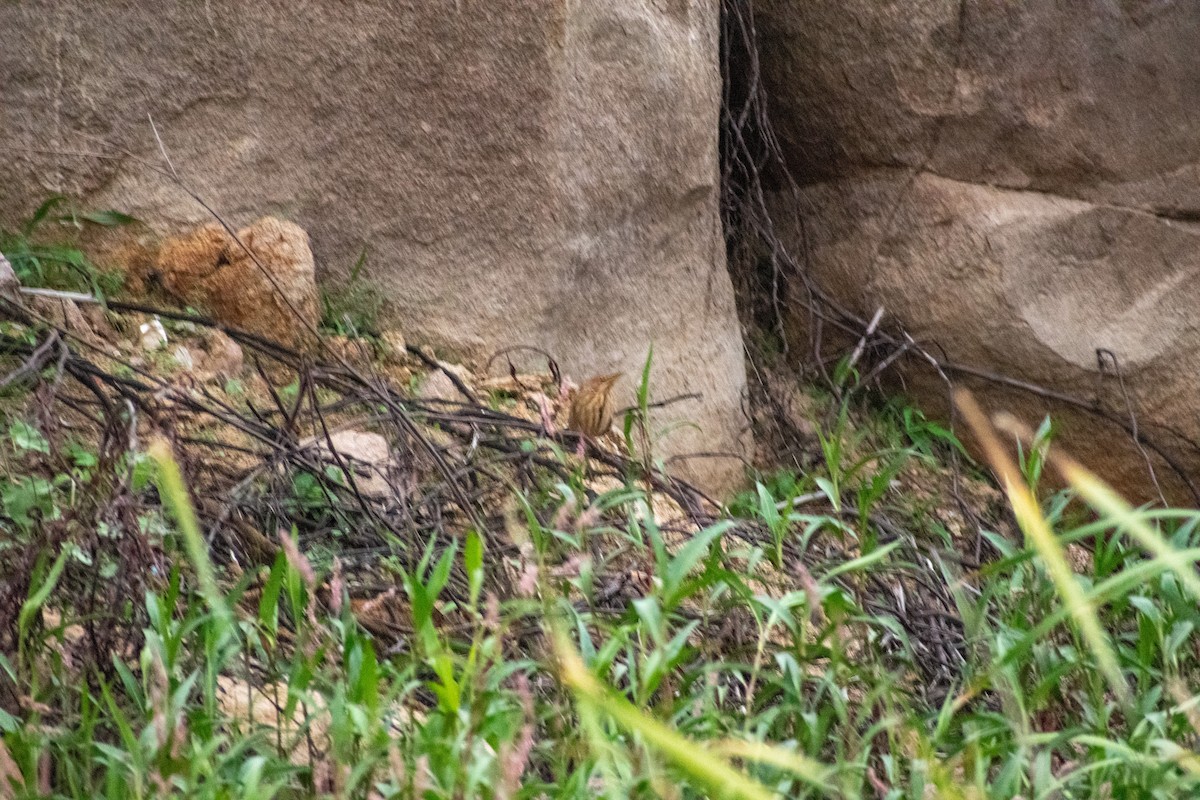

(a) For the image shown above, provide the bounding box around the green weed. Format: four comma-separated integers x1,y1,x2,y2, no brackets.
320,248,384,339
3,367,1200,797
0,196,130,300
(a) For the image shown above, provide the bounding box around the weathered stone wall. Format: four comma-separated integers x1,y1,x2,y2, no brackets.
756,1,1200,502
0,1,748,494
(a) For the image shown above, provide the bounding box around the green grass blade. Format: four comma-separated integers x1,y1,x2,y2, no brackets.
147,437,234,638
956,391,1131,708
553,625,801,800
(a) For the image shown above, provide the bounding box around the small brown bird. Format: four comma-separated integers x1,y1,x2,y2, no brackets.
568,372,622,453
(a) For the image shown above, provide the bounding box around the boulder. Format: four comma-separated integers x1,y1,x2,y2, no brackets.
755,1,1200,502
191,329,245,384
417,367,473,406
0,254,17,303
0,1,748,497
311,430,393,501
155,217,320,347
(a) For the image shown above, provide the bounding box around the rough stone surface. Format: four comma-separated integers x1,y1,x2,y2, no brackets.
0,1,748,496
191,329,245,384
379,330,407,366
417,370,472,406
314,430,393,500
155,217,319,347
138,317,169,352
757,1,1200,502
0,254,17,302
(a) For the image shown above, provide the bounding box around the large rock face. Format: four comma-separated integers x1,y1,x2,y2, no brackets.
757,1,1200,502
0,1,748,495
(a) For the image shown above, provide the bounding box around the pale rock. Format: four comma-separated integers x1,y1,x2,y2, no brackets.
757,0,1200,502
298,429,394,500
138,317,168,351
436,360,471,384
171,345,195,372
379,330,407,365
194,329,245,383
417,369,472,405
0,253,18,302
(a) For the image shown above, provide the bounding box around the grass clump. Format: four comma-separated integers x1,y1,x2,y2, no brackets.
0,197,130,300
320,248,384,339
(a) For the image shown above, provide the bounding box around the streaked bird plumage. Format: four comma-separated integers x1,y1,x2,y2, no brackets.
568,372,622,439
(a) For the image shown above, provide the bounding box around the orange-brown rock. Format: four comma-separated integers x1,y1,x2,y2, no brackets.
155,217,319,347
